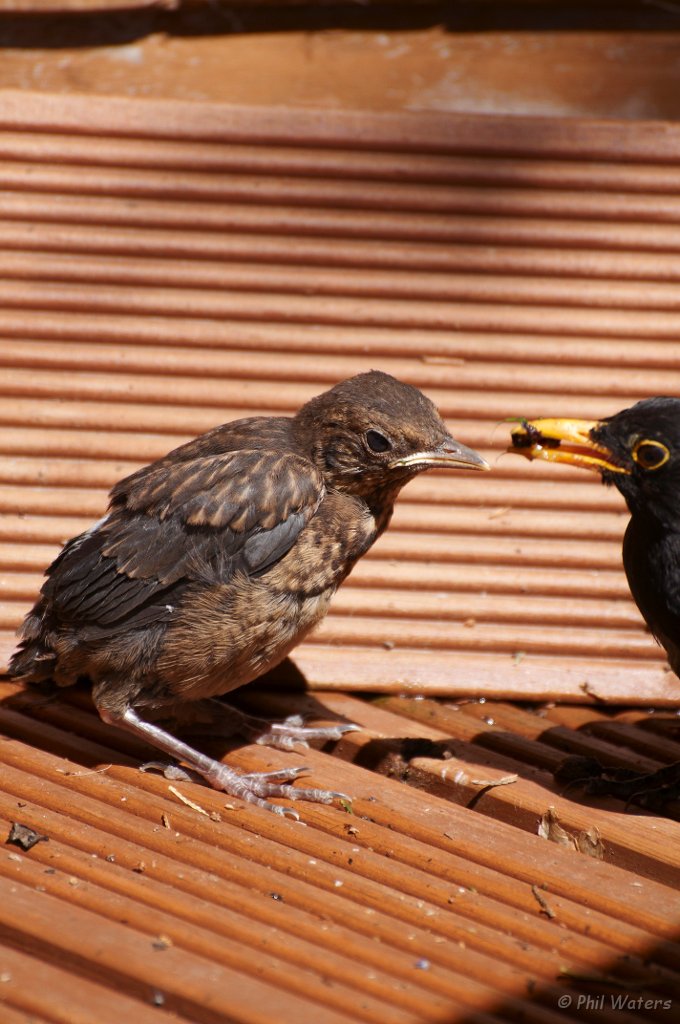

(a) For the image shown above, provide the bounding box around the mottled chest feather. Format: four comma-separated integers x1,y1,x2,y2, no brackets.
268,491,379,597
155,491,380,703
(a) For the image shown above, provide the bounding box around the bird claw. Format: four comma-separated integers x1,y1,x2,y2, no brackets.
120,709,352,817
253,714,361,751
140,757,349,816
204,760,351,816
139,760,195,782
239,764,308,784
201,702,360,750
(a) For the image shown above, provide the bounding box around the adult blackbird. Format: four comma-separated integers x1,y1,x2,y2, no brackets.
11,371,488,815
510,397,680,806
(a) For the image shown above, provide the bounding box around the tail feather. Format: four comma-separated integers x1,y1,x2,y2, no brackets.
8,606,57,684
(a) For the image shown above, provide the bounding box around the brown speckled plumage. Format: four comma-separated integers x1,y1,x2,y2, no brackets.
10,371,487,814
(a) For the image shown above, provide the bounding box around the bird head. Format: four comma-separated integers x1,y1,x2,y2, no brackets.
509,396,680,526
294,371,488,500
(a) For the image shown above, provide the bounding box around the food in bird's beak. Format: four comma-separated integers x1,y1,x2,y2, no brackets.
509,417,630,475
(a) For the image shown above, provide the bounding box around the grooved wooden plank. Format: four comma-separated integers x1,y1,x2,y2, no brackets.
2,696,657,1024
6,222,680,284
0,839,449,1024
3,94,680,1024
3,636,672,703
8,160,680,224
12,683,680,930
0,529,629,571
8,189,680,254
3,90,680,162
0,556,635,601
0,578,644,629
0,884,363,1024
5,337,680,390
290,647,675,702
0,472,629,514
2,688,679,954
0,798,562,1024
12,252,680,314
0,503,629,543
0,944,195,1024
9,274,680,341
251,692,680,884
3,129,680,192
2,317,680,374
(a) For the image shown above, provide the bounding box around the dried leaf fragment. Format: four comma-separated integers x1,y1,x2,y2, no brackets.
576,827,605,860
538,807,606,860
531,884,556,919
470,773,518,788
538,808,575,849
6,823,49,852
488,506,512,520
579,680,608,702
168,785,210,816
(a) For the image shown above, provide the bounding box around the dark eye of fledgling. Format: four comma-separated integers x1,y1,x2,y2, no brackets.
365,429,392,454
632,439,670,471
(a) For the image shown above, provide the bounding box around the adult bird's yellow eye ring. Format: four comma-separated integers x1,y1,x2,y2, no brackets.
632,439,670,470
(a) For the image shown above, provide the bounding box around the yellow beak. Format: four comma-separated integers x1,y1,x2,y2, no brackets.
509,417,630,475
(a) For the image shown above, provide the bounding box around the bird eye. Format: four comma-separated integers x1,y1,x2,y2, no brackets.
365,429,392,454
632,439,670,470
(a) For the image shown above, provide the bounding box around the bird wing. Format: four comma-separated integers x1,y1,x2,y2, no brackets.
623,519,680,676
42,448,325,634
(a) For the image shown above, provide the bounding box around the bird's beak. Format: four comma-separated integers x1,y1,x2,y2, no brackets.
508,417,630,475
390,436,490,472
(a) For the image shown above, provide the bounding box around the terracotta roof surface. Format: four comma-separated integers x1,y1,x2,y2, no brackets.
0,91,679,1023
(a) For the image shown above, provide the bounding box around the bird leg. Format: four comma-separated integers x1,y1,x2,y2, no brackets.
157,698,359,751
99,705,351,817
205,701,360,751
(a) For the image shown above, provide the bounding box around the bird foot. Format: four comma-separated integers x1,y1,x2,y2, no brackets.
143,758,351,816
141,761,350,815
201,702,360,751
140,760,196,782
250,712,360,751
140,755,351,817
108,705,353,817
203,761,352,817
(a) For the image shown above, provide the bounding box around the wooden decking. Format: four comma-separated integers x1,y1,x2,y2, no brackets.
3,92,680,700
1,681,679,1023
0,89,679,1022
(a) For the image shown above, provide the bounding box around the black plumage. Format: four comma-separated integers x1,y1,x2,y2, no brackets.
510,397,680,808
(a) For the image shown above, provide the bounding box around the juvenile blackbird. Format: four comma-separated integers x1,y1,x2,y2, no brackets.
11,371,488,814
510,398,680,807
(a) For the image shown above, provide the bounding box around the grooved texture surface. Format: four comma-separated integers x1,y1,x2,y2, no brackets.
1,91,680,702
1,90,680,1024
1,681,680,1024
